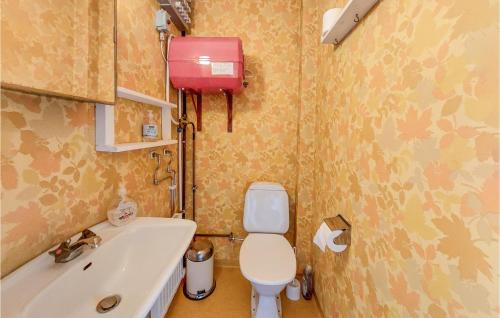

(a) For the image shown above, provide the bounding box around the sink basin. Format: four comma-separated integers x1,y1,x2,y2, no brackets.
1,217,196,318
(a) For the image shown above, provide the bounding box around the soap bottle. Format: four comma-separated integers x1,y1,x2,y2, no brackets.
107,184,138,226
143,110,158,142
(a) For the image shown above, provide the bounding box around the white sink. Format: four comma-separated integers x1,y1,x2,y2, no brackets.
1,217,196,318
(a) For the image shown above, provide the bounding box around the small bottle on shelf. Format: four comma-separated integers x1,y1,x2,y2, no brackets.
143,110,158,142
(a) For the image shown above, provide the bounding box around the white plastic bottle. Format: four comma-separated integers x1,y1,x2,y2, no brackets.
107,185,138,226
143,110,158,142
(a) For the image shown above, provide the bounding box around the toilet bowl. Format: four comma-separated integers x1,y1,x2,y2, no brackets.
240,233,296,318
239,182,296,318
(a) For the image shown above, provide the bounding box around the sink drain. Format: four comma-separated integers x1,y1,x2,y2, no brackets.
96,294,121,313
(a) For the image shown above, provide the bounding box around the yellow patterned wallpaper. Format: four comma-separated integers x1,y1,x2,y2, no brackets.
1,0,115,103
295,0,320,272
308,0,499,316
186,0,302,266
2,2,499,318
1,0,177,277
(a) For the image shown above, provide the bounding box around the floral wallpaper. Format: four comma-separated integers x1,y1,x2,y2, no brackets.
308,0,499,317
1,0,177,277
295,0,320,272
116,0,165,100
1,0,115,103
2,2,499,318
186,0,302,266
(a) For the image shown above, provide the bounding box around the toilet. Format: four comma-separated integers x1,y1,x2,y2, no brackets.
239,182,296,318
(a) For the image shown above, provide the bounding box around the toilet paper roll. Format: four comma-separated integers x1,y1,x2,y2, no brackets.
313,222,348,253
313,222,330,252
327,230,348,253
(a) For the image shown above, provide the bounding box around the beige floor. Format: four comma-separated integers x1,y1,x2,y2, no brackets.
166,267,323,318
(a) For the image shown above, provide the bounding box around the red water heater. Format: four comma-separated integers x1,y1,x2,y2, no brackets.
168,36,245,132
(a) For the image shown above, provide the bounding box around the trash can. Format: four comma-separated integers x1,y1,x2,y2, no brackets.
184,239,216,300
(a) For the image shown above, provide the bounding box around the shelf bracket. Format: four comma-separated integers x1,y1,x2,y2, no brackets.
225,91,233,132
195,93,202,131
187,90,233,133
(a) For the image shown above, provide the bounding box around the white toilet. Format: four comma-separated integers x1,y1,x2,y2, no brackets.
239,182,296,318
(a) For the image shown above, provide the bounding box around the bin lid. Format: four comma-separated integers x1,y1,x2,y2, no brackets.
186,239,214,262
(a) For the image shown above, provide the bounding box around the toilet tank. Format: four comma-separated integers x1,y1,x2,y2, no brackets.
243,182,289,234
168,36,244,93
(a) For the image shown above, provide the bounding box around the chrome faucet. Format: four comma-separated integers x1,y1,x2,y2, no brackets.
49,229,102,263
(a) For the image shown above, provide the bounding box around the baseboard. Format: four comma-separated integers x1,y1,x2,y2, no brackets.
313,292,326,318
214,259,239,268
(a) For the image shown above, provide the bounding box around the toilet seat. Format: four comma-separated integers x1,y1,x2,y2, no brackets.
240,233,296,286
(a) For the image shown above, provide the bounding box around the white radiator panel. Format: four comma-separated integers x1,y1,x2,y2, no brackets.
149,259,184,318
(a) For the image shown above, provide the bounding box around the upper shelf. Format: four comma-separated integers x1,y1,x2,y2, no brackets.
321,0,378,45
96,140,177,152
95,87,177,153
117,86,177,108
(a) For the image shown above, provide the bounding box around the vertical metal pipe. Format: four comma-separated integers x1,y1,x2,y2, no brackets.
177,89,184,213
192,126,195,222
179,31,187,212
181,89,187,211
186,122,196,222
178,31,187,217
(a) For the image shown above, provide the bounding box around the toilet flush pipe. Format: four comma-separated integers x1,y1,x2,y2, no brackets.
185,120,243,241
195,232,244,242
183,93,244,241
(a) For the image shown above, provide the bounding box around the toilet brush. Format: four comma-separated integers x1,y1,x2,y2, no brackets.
301,265,314,300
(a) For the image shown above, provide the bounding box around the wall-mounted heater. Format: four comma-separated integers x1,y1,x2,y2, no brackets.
168,36,245,132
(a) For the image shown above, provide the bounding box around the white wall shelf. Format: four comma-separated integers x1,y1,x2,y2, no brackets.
96,87,177,153
96,140,177,152
117,86,177,109
321,0,378,45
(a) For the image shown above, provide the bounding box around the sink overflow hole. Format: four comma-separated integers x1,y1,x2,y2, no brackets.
83,262,92,271
96,295,121,313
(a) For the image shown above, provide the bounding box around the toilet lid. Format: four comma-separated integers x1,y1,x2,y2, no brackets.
239,233,296,285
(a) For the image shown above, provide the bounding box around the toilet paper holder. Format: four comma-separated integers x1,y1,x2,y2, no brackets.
324,214,351,247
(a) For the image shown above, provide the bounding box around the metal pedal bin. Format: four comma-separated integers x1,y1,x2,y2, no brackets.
184,239,216,300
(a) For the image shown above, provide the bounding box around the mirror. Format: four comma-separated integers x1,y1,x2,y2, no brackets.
1,0,116,104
